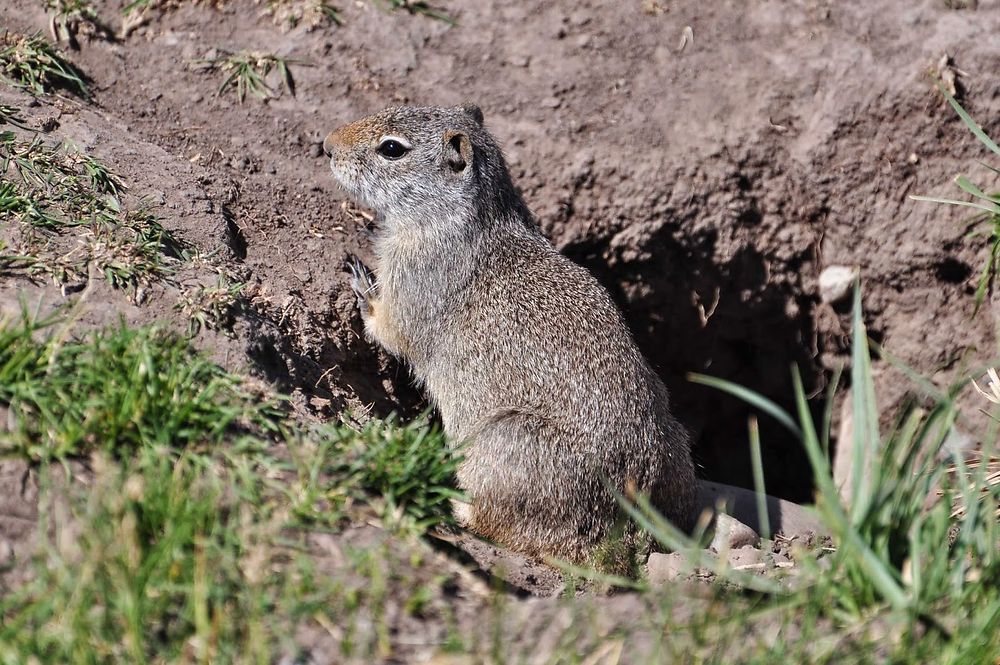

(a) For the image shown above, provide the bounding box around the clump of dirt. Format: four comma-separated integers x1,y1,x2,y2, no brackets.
2,0,1000,621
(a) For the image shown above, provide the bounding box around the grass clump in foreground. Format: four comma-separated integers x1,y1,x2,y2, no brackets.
629,286,1000,662
0,306,277,462
285,415,463,532
0,309,467,662
0,31,89,98
0,125,186,296
1,446,296,663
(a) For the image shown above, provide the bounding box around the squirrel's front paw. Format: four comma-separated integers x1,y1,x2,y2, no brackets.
347,255,377,318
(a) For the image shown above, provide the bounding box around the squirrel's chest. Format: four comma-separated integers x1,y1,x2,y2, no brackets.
365,296,412,359
368,287,446,364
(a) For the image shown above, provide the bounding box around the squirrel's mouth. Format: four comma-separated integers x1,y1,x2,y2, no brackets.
328,160,381,226
328,159,361,199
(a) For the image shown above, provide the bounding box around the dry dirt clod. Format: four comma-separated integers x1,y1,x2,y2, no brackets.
935,52,969,99
725,546,766,570
646,551,688,585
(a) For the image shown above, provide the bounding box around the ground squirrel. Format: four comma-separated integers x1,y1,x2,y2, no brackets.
323,105,696,564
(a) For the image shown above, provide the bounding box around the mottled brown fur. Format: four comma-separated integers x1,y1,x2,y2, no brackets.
323,106,696,564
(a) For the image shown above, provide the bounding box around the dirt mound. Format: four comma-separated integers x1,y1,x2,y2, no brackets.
3,0,1000,498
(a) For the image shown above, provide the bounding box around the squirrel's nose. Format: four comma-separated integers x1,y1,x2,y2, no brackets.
322,133,336,157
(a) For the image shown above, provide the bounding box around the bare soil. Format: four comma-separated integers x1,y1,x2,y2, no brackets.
2,0,1000,655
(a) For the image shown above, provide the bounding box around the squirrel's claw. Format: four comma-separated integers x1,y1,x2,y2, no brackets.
347,256,376,317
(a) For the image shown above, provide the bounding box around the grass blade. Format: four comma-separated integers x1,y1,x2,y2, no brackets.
909,195,1000,215
748,415,770,540
937,81,1000,158
849,284,879,525
955,175,1000,203
792,367,910,611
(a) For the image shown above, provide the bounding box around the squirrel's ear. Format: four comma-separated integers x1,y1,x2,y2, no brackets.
443,130,473,174
460,104,484,126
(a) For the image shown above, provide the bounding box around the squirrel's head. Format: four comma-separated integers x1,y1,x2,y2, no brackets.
324,105,521,231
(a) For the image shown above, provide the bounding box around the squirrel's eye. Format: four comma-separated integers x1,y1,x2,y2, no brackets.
376,139,409,160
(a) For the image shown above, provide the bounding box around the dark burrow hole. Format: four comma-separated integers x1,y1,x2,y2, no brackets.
563,234,824,504
934,256,972,284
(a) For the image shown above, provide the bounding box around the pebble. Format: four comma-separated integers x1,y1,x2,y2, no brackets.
818,265,857,305
709,512,760,551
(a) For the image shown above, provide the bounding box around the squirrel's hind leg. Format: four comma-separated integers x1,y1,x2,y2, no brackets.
457,413,599,564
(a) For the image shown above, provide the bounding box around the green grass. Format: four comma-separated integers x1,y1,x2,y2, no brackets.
0,126,186,294
0,310,467,662
0,444,463,663
0,444,288,663
0,306,278,462
0,104,31,129
620,285,1000,662
285,415,464,532
193,50,305,103
0,31,89,98
911,82,1000,314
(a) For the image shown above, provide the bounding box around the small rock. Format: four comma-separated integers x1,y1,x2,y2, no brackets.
0,540,13,566
309,142,324,158
771,550,792,566
726,546,764,569
646,551,688,585
818,265,857,305
710,512,760,552
541,96,562,109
